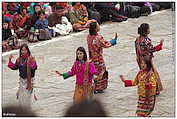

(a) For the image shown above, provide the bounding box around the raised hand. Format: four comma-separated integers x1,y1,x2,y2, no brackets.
9,54,13,61
110,33,118,46
55,71,62,76
120,75,125,82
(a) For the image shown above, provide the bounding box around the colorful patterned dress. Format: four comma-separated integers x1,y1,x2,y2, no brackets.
124,69,157,117
135,36,163,94
62,60,96,104
8,55,37,108
69,4,94,31
87,34,113,92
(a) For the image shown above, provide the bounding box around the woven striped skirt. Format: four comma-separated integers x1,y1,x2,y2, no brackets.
136,95,156,117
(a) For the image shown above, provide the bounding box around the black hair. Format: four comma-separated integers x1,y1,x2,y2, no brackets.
2,18,10,30
143,55,153,72
33,4,41,14
89,22,97,35
138,23,149,36
76,47,87,61
19,44,31,57
33,4,41,10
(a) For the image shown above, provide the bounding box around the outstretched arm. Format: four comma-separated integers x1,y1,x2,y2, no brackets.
120,75,133,87
7,55,19,70
56,62,77,80
97,35,112,48
120,73,139,87
110,33,118,46
153,40,163,51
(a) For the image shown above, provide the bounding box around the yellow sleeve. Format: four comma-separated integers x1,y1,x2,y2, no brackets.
149,73,157,87
132,73,139,86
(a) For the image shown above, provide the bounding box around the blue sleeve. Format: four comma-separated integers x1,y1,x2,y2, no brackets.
43,19,48,29
34,20,39,29
110,38,118,46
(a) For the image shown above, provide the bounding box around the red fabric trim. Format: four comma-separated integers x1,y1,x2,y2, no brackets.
154,43,162,51
145,83,153,89
7,61,15,68
124,80,132,87
137,113,147,117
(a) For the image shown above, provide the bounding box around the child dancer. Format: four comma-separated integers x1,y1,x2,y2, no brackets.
8,44,37,109
120,56,157,117
56,47,97,104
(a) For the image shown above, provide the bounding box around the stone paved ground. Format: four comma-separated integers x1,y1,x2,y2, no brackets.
2,9,175,117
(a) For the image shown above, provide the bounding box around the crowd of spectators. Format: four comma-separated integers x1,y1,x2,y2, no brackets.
2,2,173,52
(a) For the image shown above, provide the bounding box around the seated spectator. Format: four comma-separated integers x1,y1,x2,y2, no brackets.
18,7,30,28
34,10,48,29
27,4,42,30
82,2,101,24
2,19,12,42
52,16,73,36
12,7,30,39
2,19,18,52
48,2,70,28
129,2,152,16
26,4,44,42
34,10,51,40
94,2,127,22
64,99,107,117
69,2,96,31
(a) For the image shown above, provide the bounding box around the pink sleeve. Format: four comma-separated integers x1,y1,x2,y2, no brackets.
8,61,15,68
124,80,133,87
29,61,37,69
68,62,77,76
7,60,19,70
89,62,97,75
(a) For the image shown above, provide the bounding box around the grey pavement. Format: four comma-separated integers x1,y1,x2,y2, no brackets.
2,9,175,117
